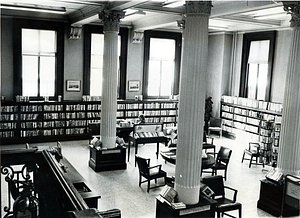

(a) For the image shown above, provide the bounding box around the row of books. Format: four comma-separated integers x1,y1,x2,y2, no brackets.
1,114,18,121
1,122,17,129
1,106,18,112
44,113,65,119
66,120,87,127
21,122,42,129
222,95,283,113
44,105,63,111
87,112,101,118
0,131,15,138
87,104,101,110
66,104,86,111
66,128,85,135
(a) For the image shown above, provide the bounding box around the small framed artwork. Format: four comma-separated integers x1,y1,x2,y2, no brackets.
66,80,81,92
128,80,140,92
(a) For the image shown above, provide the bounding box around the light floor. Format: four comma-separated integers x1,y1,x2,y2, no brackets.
2,132,277,218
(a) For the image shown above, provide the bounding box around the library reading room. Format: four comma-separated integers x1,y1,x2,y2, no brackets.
1,1,300,218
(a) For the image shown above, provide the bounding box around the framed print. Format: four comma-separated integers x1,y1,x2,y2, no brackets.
128,80,140,92
67,80,81,92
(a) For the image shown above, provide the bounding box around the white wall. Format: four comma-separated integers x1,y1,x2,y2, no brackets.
126,29,144,99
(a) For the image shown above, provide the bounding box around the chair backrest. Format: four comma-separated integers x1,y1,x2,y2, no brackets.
217,146,232,165
135,155,150,174
210,118,222,127
202,175,225,198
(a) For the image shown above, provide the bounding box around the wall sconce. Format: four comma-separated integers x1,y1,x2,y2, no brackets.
69,26,82,39
132,31,144,44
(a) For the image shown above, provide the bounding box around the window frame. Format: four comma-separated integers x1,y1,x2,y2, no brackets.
239,31,276,101
143,30,182,99
13,19,64,101
83,25,128,99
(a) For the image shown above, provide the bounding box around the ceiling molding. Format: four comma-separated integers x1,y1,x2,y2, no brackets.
216,15,282,27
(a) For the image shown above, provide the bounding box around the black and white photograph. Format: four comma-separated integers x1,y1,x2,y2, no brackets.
1,1,300,218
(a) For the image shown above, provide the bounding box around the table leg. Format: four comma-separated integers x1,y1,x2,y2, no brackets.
128,138,131,162
156,142,159,159
135,142,138,167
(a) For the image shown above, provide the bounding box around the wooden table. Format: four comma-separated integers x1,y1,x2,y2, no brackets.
128,135,169,164
160,149,215,170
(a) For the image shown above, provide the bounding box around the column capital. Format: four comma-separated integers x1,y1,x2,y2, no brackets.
185,1,212,17
98,10,125,32
282,1,300,27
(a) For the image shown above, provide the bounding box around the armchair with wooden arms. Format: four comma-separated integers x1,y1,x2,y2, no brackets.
203,131,215,157
202,175,242,218
135,155,167,192
212,146,232,181
241,142,265,168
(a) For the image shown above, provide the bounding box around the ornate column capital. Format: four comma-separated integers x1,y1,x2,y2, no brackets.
98,10,125,32
185,1,212,17
282,1,300,27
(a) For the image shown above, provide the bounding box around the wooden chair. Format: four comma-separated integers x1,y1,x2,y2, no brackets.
208,118,222,137
211,146,232,181
203,131,215,157
135,155,167,192
241,142,265,168
202,175,242,218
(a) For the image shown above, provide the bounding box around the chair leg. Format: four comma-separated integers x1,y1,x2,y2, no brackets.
139,174,141,187
249,155,253,168
241,152,245,163
147,180,150,193
239,205,242,218
224,169,227,181
217,211,221,218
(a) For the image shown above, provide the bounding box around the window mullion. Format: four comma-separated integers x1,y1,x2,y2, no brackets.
38,56,41,97
255,64,260,99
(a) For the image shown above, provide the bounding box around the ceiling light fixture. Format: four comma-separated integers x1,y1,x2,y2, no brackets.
0,3,66,14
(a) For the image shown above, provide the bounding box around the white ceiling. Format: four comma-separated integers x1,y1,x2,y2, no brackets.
0,0,292,33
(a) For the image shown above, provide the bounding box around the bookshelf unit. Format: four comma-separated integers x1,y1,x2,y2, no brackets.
221,96,282,165
0,100,178,145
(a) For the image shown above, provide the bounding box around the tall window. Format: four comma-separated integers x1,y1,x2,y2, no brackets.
89,34,121,96
143,31,182,99
84,25,128,99
22,29,56,97
239,31,275,101
148,38,175,96
247,40,270,100
13,19,64,100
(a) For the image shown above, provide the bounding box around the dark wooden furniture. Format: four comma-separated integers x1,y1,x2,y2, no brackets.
1,147,115,218
89,146,127,172
135,155,167,192
281,175,300,217
211,146,232,181
128,123,169,164
156,195,216,218
241,142,265,168
257,179,283,217
202,175,242,218
160,149,215,174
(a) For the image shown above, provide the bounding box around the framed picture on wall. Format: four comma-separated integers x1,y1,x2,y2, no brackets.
67,80,81,92
128,80,140,92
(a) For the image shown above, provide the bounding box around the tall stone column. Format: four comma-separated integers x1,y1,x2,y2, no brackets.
98,10,125,148
174,1,212,205
277,2,300,175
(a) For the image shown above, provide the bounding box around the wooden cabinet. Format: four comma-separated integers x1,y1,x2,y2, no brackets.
257,179,283,217
1,100,178,145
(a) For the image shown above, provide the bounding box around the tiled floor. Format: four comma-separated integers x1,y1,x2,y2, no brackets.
1,132,278,218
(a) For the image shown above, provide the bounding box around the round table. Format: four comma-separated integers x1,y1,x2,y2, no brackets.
160,149,215,169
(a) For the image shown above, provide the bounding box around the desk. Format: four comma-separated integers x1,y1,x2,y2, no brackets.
156,195,216,218
128,135,169,163
160,149,215,170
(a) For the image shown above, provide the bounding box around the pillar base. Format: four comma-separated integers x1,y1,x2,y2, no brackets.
175,184,200,205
